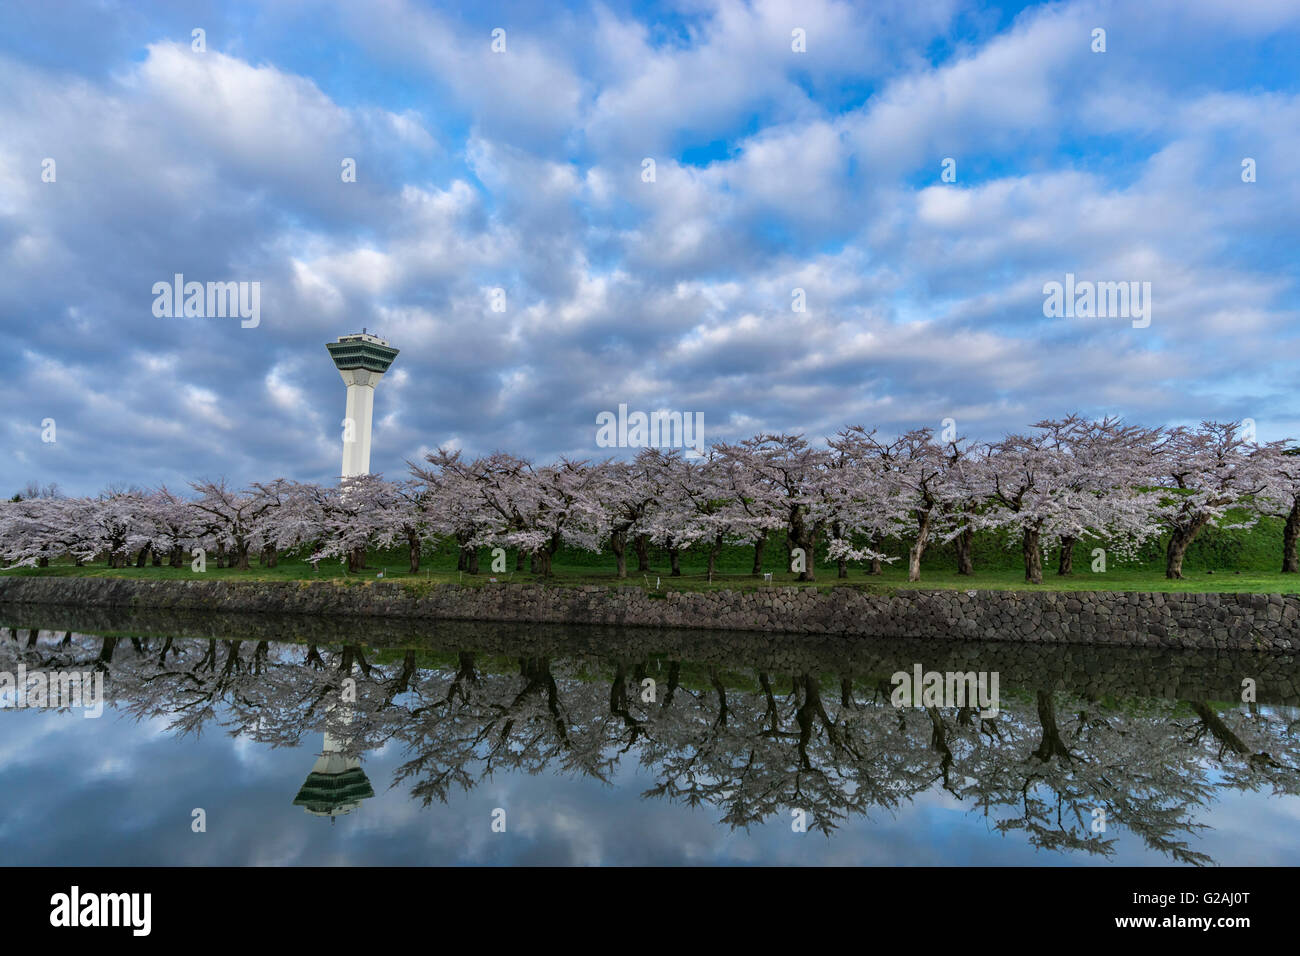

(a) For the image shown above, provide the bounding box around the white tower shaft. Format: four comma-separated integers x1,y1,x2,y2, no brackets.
327,331,399,480
339,367,379,477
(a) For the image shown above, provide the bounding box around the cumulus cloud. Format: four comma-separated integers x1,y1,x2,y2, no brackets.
0,0,1298,495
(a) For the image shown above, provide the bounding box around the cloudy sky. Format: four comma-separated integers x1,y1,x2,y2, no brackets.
2,0,1298,496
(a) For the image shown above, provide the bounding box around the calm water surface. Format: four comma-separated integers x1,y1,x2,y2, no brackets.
1,605,1298,866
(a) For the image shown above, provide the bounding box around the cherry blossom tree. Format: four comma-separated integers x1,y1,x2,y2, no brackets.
1031,415,1164,575
0,493,94,568
938,440,986,576
638,449,699,576
88,487,154,568
517,459,605,576
251,480,326,564
390,479,434,574
413,449,525,573
828,426,957,582
981,432,1076,585
1148,421,1271,579
415,451,604,576
190,479,280,570
592,453,659,579
664,451,745,582
8,414,1299,585
715,434,835,581
307,475,405,572
975,417,1163,584
148,486,202,568
712,449,782,577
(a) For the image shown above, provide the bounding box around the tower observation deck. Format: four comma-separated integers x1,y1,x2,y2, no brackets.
327,330,399,478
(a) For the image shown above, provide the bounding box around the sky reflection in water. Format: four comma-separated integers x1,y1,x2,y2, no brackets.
1,609,1298,866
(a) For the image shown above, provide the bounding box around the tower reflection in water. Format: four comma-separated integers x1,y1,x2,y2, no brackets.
294,702,374,820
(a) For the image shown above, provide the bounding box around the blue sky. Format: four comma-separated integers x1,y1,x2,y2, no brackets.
2,0,1299,495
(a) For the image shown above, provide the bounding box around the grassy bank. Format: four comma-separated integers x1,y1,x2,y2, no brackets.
3,550,1299,594
3,516,1297,593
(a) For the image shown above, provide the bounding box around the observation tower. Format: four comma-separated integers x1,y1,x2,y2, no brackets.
326,330,399,477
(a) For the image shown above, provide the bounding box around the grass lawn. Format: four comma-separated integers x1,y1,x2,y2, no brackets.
3,549,1299,593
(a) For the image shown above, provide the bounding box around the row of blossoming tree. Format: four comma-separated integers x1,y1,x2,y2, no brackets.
4,416,1299,583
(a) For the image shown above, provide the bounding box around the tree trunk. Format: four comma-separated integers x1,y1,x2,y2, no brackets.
635,534,650,572
611,529,628,579
832,521,848,578
907,510,931,583
795,532,816,582
97,636,119,666
955,526,974,575
457,548,467,571
1057,535,1076,575
869,555,882,575
135,545,150,568
407,530,421,574
347,547,365,573
707,532,723,583
1022,528,1043,584
751,535,765,577
233,544,251,571
1165,516,1209,579
669,546,681,576
466,547,479,574
169,546,185,568
789,506,817,581
37,557,49,567
1031,690,1071,761
546,535,561,577
1283,499,1300,573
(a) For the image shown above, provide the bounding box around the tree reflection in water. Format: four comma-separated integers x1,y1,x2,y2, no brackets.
3,613,1299,865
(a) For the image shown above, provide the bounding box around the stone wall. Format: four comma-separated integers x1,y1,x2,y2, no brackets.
1,576,1297,651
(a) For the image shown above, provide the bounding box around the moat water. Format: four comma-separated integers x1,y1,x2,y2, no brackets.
1,605,1298,865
